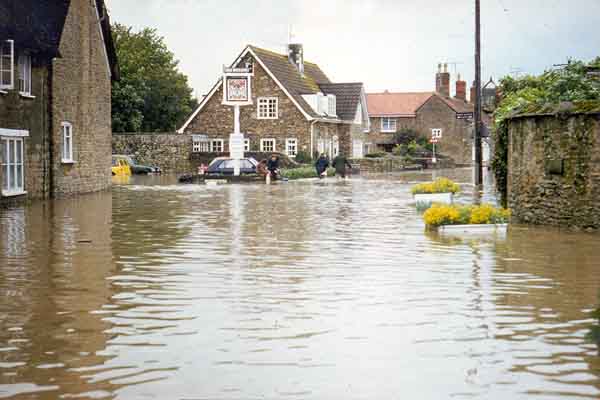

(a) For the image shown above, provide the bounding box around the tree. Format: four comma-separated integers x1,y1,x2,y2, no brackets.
111,24,198,132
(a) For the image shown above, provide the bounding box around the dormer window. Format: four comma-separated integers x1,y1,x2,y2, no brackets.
18,54,32,96
0,40,14,90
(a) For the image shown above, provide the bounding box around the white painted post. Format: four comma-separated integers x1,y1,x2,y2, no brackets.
432,142,437,164
231,105,242,176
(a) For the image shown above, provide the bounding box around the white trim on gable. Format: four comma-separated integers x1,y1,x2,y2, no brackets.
177,78,222,133
177,45,314,133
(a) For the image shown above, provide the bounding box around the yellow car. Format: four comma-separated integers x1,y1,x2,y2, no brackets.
111,156,131,176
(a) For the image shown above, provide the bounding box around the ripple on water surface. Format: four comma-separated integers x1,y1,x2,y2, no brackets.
1,171,600,399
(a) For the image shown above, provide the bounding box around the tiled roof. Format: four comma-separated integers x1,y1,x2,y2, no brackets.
367,91,474,116
319,82,363,121
249,46,331,119
366,92,434,116
437,96,474,114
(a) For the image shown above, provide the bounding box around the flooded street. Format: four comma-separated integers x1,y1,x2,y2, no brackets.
1,170,600,399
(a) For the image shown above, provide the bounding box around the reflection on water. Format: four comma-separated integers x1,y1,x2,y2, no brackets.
1,169,600,399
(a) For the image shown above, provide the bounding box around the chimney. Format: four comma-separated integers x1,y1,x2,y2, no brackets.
435,62,450,97
288,43,304,75
470,81,477,104
455,73,466,101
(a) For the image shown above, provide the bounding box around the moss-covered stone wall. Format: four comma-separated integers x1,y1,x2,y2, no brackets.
507,112,600,230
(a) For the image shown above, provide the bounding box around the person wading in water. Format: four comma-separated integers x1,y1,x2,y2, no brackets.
315,154,329,179
332,153,353,179
267,154,280,182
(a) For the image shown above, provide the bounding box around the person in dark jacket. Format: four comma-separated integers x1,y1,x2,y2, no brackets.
315,154,329,178
332,154,353,178
267,154,280,180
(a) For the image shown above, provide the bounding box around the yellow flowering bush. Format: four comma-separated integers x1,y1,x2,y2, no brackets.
423,203,511,227
411,177,461,195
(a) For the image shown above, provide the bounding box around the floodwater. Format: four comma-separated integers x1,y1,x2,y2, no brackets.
1,169,600,400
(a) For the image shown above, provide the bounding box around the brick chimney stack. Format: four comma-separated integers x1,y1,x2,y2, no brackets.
435,63,450,97
455,73,467,101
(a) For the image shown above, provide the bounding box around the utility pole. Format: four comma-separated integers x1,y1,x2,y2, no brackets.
474,0,483,187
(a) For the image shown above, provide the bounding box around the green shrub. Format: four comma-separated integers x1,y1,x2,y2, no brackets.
280,166,335,180
294,150,312,164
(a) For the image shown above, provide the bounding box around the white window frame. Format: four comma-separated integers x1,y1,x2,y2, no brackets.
257,97,278,119
1,129,29,196
17,54,32,97
244,138,250,152
381,117,397,133
0,40,14,91
285,138,298,157
260,138,276,153
192,139,201,153
210,139,224,153
61,122,74,163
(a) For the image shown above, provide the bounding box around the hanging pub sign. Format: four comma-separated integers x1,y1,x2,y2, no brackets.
222,66,253,106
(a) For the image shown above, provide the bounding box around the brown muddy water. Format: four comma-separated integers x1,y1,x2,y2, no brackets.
1,169,600,399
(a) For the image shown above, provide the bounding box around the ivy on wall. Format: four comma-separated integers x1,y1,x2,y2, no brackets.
492,57,600,205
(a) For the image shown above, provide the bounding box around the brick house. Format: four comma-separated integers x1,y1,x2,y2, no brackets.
178,44,370,160
366,66,476,165
0,0,118,204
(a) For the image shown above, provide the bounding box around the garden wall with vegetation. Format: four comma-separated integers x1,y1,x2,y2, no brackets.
507,111,600,230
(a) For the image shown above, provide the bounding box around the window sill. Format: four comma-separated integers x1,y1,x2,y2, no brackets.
19,92,35,99
61,159,76,164
381,130,396,133
2,190,27,197
257,116,278,120
0,90,7,95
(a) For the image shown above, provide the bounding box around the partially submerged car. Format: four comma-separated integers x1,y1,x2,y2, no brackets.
111,156,131,176
206,157,258,176
112,155,161,175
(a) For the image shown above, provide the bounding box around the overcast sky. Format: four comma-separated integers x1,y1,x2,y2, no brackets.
105,0,600,98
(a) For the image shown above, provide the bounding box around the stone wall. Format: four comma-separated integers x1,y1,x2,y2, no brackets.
112,133,192,172
507,113,600,230
415,96,472,166
0,60,51,205
51,0,113,197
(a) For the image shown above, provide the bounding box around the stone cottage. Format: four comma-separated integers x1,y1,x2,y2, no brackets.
366,65,477,165
178,44,370,160
0,0,119,205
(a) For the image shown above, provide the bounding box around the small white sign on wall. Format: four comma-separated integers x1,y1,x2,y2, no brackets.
432,128,443,140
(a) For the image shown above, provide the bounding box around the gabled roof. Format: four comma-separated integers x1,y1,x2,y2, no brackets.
435,95,474,114
179,45,359,132
319,82,364,121
0,0,119,80
248,45,331,119
366,92,434,117
367,91,474,117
